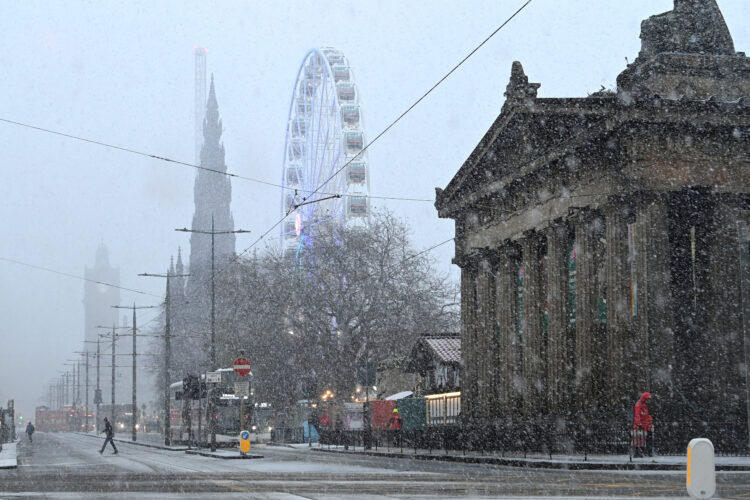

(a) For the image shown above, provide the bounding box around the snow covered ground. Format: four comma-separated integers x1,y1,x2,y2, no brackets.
2,432,749,498
0,441,17,468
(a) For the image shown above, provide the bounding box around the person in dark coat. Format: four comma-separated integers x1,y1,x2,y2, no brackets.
25,422,35,443
99,417,118,454
632,392,653,457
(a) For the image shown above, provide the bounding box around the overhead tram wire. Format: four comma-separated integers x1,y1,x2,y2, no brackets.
4,2,534,336
198,1,534,277
0,117,431,204
0,256,162,299
303,0,534,203
0,117,277,189
0,2,535,205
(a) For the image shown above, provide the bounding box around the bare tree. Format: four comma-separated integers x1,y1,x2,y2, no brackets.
174,209,459,409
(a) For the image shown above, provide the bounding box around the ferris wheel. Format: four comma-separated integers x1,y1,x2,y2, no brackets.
280,47,371,259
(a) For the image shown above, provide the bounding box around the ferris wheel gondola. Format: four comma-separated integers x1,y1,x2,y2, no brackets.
280,48,371,259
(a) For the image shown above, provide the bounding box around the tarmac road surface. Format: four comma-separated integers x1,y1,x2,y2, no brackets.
2,432,750,498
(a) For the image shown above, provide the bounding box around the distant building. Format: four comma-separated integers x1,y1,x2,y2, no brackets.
83,242,120,346
375,357,416,400
171,76,236,374
436,0,750,451
83,242,133,406
406,335,461,395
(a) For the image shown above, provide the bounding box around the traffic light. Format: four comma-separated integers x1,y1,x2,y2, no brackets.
183,374,200,400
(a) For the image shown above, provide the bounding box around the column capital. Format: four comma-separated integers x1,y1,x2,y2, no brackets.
454,251,481,270
499,240,521,260
600,199,633,219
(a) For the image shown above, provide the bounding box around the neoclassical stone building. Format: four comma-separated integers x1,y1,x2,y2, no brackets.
436,0,750,450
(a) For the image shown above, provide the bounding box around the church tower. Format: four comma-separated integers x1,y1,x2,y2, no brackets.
83,242,120,345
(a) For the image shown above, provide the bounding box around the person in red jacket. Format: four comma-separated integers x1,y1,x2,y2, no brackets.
632,392,653,457
388,408,403,431
388,408,403,446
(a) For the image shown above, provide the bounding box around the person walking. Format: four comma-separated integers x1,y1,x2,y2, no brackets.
99,417,118,454
25,421,34,443
632,392,653,457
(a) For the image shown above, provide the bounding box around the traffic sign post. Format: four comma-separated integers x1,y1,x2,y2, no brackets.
233,358,251,376
234,382,250,398
239,429,251,454
233,355,251,456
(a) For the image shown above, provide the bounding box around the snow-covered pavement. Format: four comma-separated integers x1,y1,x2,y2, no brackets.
1,432,750,498
0,441,17,469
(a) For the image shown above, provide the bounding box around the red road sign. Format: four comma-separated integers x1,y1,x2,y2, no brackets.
233,357,251,376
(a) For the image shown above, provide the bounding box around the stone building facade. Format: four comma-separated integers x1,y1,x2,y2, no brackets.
435,0,750,450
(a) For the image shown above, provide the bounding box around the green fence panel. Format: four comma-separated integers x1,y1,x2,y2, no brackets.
398,397,426,431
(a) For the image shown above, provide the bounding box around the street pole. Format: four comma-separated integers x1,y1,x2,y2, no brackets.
175,221,249,452
76,359,81,429
111,325,116,422
133,306,136,441
210,216,215,452
96,339,100,433
139,270,189,446
211,216,216,370
165,276,171,446
112,304,157,442
85,352,90,432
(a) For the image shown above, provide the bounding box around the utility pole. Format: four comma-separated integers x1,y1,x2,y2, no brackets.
112,303,158,442
140,269,189,446
84,353,89,431
66,359,82,430
111,326,116,422
96,339,100,432
75,350,97,433
176,217,250,452
96,325,128,423
63,365,75,431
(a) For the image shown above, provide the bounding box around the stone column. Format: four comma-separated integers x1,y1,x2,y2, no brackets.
496,242,521,415
459,256,479,424
544,220,570,415
603,203,634,415
635,197,674,400
521,232,546,417
574,211,598,410
475,253,497,423
709,200,746,426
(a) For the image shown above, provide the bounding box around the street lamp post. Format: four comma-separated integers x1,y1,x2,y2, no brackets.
176,217,250,451
79,340,102,432
112,304,158,442
74,351,96,432
96,325,129,423
140,270,189,446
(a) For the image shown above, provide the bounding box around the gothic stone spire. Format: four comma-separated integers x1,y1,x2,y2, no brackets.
187,75,235,323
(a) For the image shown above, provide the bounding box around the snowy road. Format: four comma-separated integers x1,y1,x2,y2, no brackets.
1,432,749,498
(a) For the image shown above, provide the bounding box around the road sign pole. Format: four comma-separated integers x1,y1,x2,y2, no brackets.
233,355,252,456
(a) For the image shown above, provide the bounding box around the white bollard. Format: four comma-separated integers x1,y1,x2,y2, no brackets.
686,438,716,499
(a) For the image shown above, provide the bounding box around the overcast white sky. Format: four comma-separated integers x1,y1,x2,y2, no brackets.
1,0,748,419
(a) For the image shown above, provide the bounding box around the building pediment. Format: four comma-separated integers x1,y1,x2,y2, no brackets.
435,94,615,218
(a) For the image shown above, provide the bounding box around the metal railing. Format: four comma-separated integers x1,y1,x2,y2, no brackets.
308,418,749,457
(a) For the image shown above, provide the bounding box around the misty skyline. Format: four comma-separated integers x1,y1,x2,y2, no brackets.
2,0,748,418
